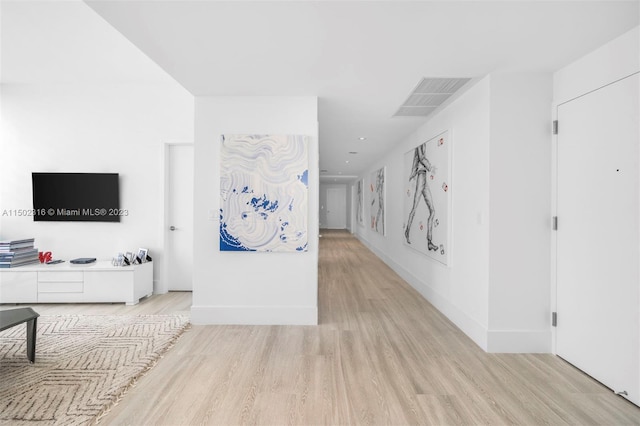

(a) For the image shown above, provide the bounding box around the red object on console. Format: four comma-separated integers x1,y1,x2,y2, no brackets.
38,251,52,263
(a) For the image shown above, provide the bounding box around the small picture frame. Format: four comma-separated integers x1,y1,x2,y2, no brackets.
137,248,148,263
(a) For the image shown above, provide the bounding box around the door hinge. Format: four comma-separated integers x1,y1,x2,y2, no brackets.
552,216,558,230
552,312,557,327
553,120,558,135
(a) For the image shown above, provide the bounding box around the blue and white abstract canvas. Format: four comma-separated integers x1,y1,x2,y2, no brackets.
220,134,309,252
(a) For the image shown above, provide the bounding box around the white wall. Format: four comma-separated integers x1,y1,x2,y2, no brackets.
191,96,319,325
354,72,554,352
554,26,639,106
487,73,553,352
0,83,194,292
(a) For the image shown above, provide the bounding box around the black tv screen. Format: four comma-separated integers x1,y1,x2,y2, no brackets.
32,173,120,222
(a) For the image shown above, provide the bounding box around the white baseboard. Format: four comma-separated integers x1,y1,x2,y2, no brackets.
486,330,551,353
190,305,318,325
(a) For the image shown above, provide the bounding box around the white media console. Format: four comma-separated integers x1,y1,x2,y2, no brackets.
0,261,153,305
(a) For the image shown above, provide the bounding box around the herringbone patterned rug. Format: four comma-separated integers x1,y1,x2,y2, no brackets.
0,314,189,425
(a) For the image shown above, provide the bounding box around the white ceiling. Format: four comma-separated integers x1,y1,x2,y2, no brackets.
3,1,639,183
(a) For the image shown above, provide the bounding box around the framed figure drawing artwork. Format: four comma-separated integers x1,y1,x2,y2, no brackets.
220,134,309,252
356,179,364,225
370,167,385,235
403,131,451,265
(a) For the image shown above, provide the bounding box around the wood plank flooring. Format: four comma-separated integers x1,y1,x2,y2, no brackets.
4,229,640,424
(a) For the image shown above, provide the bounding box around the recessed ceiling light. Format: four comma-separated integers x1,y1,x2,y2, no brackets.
345,160,350,164
358,137,367,141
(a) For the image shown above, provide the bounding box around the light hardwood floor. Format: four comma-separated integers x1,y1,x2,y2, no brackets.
4,229,640,424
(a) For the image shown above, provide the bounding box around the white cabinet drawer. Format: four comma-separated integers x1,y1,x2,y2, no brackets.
38,281,83,293
38,292,84,303
38,271,83,282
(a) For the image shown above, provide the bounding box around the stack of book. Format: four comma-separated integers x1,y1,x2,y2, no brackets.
0,238,39,268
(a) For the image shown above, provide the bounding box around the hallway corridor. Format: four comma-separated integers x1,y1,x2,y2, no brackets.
314,230,640,424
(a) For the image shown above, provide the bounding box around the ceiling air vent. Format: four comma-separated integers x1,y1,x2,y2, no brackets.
393,77,471,117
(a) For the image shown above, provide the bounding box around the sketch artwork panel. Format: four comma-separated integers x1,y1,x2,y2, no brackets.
357,179,364,225
370,167,385,235
403,131,450,265
220,134,309,252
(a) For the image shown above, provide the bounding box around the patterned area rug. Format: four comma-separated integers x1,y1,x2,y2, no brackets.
0,314,189,425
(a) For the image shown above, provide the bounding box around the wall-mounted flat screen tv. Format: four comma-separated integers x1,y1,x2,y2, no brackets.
32,172,120,222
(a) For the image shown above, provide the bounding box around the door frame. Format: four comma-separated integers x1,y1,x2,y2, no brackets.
161,140,193,295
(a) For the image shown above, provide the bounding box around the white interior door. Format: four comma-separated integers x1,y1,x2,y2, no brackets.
556,73,639,404
167,144,194,291
326,187,347,229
